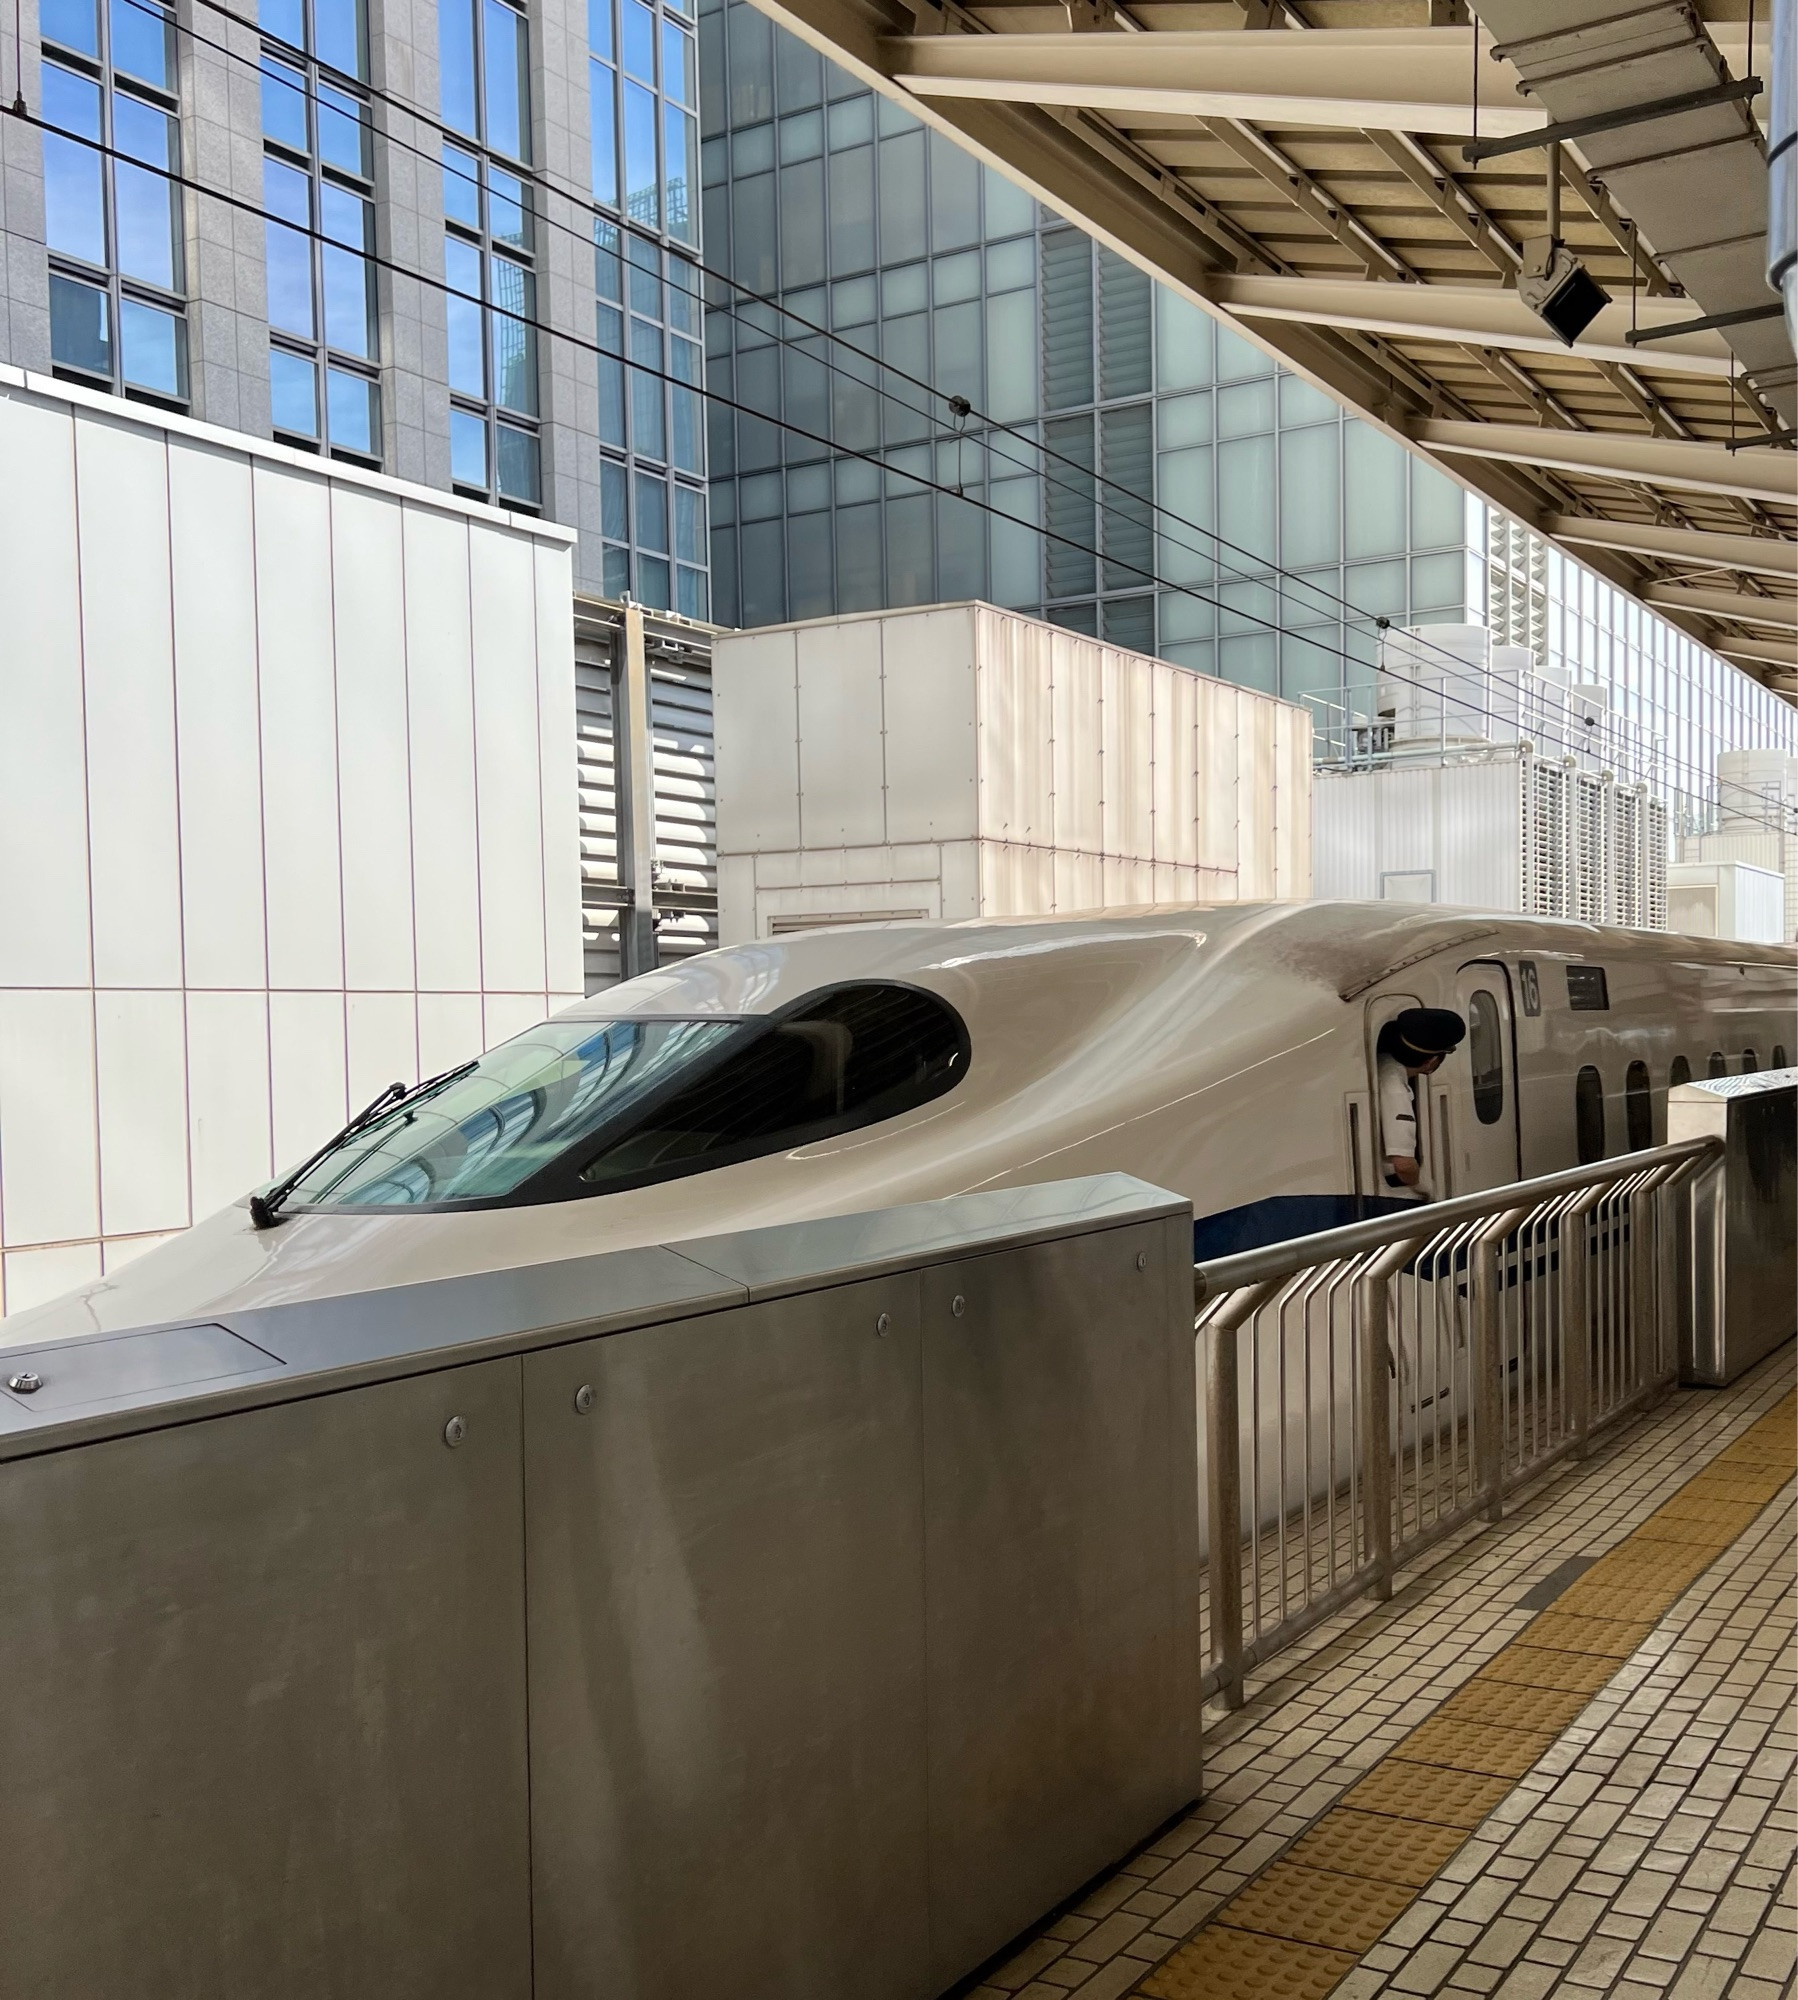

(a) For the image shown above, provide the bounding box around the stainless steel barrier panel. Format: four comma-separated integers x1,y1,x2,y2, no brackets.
1670,1070,1798,1386
0,1176,1199,2000
1195,1141,1721,1709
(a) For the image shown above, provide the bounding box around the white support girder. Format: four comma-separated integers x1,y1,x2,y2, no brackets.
1546,516,1798,579
882,28,1545,139
1414,422,1798,506
1712,632,1798,669
1642,585,1798,632
1213,276,1737,380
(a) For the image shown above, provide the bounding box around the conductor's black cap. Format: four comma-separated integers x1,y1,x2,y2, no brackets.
1391,1007,1467,1060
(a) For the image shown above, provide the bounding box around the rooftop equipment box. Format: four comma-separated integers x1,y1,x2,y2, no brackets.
1667,860,1787,943
711,602,1311,940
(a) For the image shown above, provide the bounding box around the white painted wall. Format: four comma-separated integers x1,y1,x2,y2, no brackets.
713,603,1311,941
0,371,583,1317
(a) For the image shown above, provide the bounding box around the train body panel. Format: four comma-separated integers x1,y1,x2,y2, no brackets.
4,903,1792,1345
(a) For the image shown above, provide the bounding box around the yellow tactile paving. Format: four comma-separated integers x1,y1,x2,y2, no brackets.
1392,1715,1562,1779
1218,1861,1416,1953
1127,1388,1798,2000
1522,1609,1660,1657
1433,1675,1593,1734
1139,1926,1357,2000
1338,1761,1518,1831
1476,1644,1622,1696
1283,1809,1468,1890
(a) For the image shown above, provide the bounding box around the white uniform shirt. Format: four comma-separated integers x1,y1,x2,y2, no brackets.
1377,1052,1420,1186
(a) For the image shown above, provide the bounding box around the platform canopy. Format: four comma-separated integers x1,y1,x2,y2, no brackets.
748,0,1797,700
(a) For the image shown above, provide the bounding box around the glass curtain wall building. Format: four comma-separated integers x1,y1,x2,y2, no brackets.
698,0,1793,816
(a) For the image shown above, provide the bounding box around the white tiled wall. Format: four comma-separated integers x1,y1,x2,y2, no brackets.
714,601,1312,943
0,371,584,1319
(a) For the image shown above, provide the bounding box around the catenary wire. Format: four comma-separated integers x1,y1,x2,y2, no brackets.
12,88,1793,823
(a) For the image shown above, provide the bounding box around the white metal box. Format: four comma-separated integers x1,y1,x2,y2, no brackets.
1667,860,1788,943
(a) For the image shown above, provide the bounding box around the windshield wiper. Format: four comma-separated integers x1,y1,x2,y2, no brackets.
247,1060,478,1229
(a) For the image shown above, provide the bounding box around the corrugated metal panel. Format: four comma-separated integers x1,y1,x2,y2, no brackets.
575,646,623,991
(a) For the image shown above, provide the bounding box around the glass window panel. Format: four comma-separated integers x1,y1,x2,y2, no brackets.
626,233,659,314
40,0,99,56
119,296,185,396
1158,392,1210,448
601,458,629,538
672,384,703,473
634,470,668,551
594,219,621,301
623,80,659,228
48,271,112,374
676,565,707,620
315,0,366,76
488,166,529,251
1218,435,1273,564
259,0,303,45
876,129,926,263
701,133,726,187
1278,374,1336,427
987,475,1040,607
667,255,699,333
881,263,925,316
1411,458,1465,550
602,543,630,597
443,143,481,229
1217,378,1273,436
663,17,695,104
731,125,772,176
667,106,698,244
933,248,979,304
928,129,979,249
730,169,774,294
1156,286,1212,391
450,406,488,486
982,288,1034,427
734,344,779,470
590,61,617,207
985,236,1032,293
1280,425,1339,571
445,240,485,393
621,0,655,80
588,0,612,59
738,469,780,519
829,503,875,613
1215,324,1271,382
495,421,540,503
934,297,981,408
110,0,173,88
261,55,309,151
982,162,1033,238
322,243,373,357
831,273,875,326
319,179,367,249
778,108,821,164
42,126,107,268
318,84,369,176
877,92,916,135
42,58,102,138
827,94,872,148
491,258,537,414
775,29,819,110
827,145,873,275
598,354,626,446
326,367,377,452
1343,423,1406,558
630,318,665,458
726,2,772,123
265,161,316,335
1411,551,1463,612
777,155,824,290
439,0,478,135
597,299,623,354
636,554,671,611
270,345,319,434
483,0,530,161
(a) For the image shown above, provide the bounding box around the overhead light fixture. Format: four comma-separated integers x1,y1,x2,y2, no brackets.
1517,141,1610,347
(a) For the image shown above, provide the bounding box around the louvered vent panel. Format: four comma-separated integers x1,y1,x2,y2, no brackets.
1646,799,1669,930
1574,774,1608,925
649,657,719,967
1041,230,1095,412
576,648,623,991
1613,791,1641,927
1527,758,1568,916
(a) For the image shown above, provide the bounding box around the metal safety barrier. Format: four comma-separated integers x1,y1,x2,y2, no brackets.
1196,1137,1723,1708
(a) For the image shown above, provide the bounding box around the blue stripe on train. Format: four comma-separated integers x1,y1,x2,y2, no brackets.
1192,1193,1421,1260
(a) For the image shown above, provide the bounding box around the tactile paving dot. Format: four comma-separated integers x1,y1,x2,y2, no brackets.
1339,1760,1515,1830
1136,1925,1357,2000
1525,1610,1658,1658
1437,1676,1593,1734
1393,1716,1560,1780
1630,1511,1756,1548
1217,1861,1416,1954
1649,1495,1766,1530
1583,1541,1715,1583
1478,1644,1621,1696
1680,1474,1789,1506
1284,1807,1468,1890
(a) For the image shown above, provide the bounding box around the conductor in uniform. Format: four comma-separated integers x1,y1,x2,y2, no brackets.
1376,1008,1467,1197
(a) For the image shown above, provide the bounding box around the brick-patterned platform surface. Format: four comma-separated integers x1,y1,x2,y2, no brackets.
959,1346,1796,2000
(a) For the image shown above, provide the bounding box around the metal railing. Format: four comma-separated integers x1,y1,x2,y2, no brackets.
1196,1137,1723,1707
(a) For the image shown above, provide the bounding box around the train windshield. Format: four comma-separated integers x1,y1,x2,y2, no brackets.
278,981,968,1211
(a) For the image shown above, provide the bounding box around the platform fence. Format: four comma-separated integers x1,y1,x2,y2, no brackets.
1196,1137,1723,1707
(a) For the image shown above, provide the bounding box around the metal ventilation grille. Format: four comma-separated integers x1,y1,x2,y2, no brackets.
576,650,623,991
1613,791,1642,927
1645,799,1669,931
1486,516,1550,667
649,658,719,968
1527,758,1568,917
1573,774,1609,926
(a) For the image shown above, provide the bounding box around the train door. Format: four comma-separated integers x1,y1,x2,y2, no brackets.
1450,963,1522,1191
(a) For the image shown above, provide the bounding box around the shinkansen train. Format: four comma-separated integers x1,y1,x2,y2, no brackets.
5,901,1795,1343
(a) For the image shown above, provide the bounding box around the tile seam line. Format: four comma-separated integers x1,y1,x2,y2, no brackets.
1131,1384,1798,1998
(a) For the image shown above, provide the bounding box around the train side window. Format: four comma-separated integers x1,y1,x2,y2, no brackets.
1707,1051,1727,1079
1742,1049,1758,1072
1575,1066,1605,1165
1775,1045,1789,1070
1566,965,1609,1011
1624,1061,1652,1150
1467,989,1504,1124
1670,1055,1691,1089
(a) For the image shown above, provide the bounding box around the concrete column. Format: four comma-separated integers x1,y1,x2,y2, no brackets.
1,0,53,372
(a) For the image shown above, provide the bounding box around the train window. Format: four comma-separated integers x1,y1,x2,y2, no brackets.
1566,965,1609,1011
1467,989,1505,1124
1707,1051,1727,1079
1670,1055,1691,1089
276,981,969,1210
1575,1066,1605,1165
1625,1061,1652,1150
578,982,967,1190
1742,1049,1758,1072
1775,1046,1789,1071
